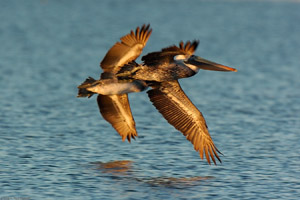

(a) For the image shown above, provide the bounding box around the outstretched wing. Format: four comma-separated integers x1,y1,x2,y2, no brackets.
147,81,221,165
97,94,137,142
142,40,199,66
100,24,152,73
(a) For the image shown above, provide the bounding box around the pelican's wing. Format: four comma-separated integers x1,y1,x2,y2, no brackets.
142,40,199,66
100,24,152,73
97,94,137,142
147,81,221,165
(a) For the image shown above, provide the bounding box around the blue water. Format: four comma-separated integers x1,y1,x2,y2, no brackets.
1,0,299,199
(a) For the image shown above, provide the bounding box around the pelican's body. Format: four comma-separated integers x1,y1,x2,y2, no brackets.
118,61,196,82
77,24,237,165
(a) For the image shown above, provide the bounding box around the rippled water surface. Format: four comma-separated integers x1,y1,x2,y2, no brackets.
1,0,300,199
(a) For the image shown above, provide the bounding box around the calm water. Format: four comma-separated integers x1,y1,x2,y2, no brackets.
1,0,299,199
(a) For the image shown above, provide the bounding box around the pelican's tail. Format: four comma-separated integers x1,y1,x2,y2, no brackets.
77,77,97,98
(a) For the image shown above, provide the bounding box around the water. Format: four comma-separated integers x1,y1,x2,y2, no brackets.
1,0,299,199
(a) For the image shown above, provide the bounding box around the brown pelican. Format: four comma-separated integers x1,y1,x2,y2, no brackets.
77,24,237,165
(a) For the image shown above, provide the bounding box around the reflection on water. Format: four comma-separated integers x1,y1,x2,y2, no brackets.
91,160,133,175
91,160,214,188
140,176,215,188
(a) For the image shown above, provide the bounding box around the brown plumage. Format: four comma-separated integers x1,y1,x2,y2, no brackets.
101,24,152,73
97,94,137,142
141,40,199,67
148,81,222,165
95,24,152,142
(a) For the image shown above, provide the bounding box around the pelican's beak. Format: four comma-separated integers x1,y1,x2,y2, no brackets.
187,56,237,72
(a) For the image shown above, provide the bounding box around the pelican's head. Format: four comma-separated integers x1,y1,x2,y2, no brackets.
175,54,237,72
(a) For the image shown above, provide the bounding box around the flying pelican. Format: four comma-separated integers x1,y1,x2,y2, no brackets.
78,24,237,165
